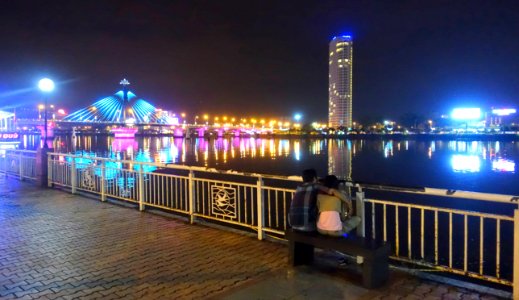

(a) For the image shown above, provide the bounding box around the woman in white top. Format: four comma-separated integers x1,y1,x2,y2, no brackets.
317,175,361,237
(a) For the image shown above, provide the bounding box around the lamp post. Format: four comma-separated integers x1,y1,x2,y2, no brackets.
38,78,55,148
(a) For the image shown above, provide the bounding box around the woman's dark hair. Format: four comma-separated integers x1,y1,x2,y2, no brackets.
322,175,339,189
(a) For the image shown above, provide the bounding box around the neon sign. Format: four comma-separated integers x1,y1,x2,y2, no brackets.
0,132,19,141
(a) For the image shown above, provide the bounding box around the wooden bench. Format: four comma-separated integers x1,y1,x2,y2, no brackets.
286,229,390,288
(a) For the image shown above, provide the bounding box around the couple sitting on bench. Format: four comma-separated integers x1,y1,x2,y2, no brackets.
289,168,361,236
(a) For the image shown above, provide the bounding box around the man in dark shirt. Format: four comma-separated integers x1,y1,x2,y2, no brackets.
289,169,336,232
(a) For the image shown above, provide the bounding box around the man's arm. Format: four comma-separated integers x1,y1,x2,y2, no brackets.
330,189,353,215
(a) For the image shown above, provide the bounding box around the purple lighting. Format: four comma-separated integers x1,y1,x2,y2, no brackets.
112,127,137,138
174,128,183,137
198,128,205,138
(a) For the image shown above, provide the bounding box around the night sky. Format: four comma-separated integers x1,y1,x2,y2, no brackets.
1,1,518,122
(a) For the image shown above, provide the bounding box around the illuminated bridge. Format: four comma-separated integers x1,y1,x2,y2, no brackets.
16,79,283,138
64,79,175,124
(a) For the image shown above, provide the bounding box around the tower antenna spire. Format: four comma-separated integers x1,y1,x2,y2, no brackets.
120,78,131,120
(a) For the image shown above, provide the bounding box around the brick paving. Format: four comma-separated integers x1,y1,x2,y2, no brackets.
0,177,511,299
0,177,285,299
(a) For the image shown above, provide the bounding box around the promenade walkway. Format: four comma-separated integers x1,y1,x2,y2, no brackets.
0,177,507,299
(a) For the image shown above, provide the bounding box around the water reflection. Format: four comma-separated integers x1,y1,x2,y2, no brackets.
328,139,352,181
445,141,516,174
27,135,519,179
492,158,515,173
451,155,481,173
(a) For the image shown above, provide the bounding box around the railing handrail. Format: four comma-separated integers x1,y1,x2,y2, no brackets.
350,181,519,205
47,151,304,182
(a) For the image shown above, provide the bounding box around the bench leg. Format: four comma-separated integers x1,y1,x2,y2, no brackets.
289,240,314,266
362,256,389,288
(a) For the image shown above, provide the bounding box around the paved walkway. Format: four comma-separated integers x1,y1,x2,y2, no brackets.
0,177,509,299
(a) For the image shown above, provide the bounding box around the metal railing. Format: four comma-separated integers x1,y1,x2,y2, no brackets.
0,149,38,180
354,187,518,288
44,152,518,297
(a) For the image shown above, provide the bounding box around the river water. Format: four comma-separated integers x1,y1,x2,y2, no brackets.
22,135,519,196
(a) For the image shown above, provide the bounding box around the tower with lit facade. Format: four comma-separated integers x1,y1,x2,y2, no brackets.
328,36,353,128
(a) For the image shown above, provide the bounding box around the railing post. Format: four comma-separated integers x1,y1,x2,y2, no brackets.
356,189,366,237
513,209,519,300
356,188,366,265
188,170,195,224
256,176,264,240
138,164,145,211
19,151,23,180
101,160,106,202
47,153,53,187
71,158,77,194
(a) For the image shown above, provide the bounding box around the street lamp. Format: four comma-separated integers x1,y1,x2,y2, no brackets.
38,78,55,148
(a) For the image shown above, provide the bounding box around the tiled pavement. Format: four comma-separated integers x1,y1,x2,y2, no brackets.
0,177,510,299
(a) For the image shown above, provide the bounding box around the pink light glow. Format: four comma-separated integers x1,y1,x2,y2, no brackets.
112,138,137,152
111,127,137,138
174,128,184,137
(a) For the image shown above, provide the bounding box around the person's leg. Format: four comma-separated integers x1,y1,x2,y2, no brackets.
342,216,361,233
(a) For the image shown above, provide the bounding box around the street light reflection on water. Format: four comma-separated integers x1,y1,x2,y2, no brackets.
26,135,518,194
46,136,518,174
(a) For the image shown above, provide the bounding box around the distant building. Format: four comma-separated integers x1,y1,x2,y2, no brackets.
328,35,353,128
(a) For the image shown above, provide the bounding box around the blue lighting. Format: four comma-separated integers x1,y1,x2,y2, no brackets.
332,34,352,41
65,89,172,124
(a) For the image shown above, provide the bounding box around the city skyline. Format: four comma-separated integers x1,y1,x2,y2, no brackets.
0,1,518,121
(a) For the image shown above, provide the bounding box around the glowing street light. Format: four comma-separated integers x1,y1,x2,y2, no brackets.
38,78,55,148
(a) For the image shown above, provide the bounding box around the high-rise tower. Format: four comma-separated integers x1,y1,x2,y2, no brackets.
328,36,353,128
